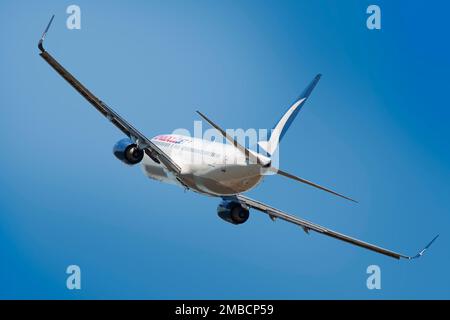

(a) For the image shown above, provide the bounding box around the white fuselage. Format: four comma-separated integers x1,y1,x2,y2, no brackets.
141,134,267,196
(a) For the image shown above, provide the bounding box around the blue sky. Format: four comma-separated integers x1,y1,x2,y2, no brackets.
0,0,449,299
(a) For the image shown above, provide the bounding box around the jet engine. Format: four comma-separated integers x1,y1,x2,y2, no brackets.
217,200,250,225
113,138,144,165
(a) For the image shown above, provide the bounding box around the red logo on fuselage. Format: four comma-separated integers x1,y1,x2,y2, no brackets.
154,135,186,144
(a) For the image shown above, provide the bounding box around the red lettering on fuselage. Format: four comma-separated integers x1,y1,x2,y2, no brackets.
154,135,186,144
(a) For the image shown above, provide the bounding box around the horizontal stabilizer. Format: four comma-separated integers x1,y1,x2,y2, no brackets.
196,110,270,166
270,167,358,203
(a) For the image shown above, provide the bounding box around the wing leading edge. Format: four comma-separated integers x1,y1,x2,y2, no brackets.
38,15,181,175
234,194,438,260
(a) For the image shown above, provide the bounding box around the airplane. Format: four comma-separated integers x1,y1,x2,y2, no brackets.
38,15,438,260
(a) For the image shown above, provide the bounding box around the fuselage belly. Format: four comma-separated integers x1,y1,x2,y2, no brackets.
141,134,264,196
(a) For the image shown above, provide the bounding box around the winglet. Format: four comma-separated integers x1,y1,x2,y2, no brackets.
408,234,439,260
38,14,55,52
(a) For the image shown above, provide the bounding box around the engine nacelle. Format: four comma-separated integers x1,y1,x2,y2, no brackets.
217,200,250,225
113,138,144,165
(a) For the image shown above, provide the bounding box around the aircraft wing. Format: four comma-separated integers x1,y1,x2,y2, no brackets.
38,16,181,175
234,194,438,260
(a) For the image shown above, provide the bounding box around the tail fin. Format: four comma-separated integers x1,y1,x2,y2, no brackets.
258,74,321,155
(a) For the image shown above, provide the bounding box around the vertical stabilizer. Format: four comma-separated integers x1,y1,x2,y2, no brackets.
258,74,321,155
